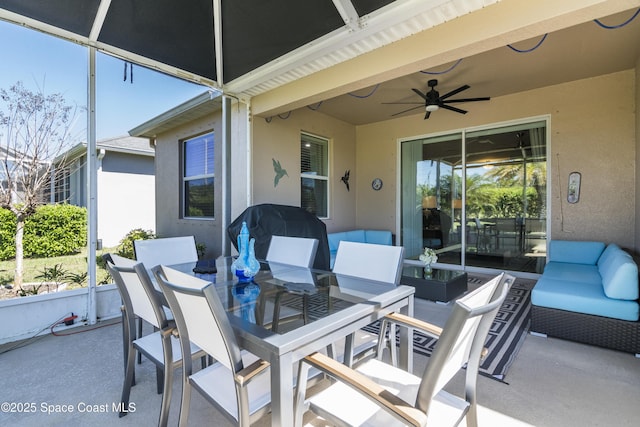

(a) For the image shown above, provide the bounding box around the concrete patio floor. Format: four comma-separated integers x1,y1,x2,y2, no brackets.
1,298,639,427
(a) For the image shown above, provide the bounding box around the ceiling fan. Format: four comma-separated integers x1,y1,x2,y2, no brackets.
384,79,490,119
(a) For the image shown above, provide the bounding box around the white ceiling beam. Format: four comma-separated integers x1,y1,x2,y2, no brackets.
0,7,218,89
332,0,361,31
224,0,456,94
0,8,91,46
88,0,111,42
212,0,223,85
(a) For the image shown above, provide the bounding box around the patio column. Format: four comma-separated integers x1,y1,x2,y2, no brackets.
86,47,98,325
221,94,232,256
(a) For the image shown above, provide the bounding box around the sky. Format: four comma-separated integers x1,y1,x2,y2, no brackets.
0,20,208,141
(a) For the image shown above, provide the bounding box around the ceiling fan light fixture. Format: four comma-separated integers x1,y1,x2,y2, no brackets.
426,104,439,112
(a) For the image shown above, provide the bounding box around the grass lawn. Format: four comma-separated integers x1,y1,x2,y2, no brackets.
0,247,116,288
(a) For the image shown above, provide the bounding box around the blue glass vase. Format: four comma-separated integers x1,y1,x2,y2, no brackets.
232,281,261,323
231,221,260,282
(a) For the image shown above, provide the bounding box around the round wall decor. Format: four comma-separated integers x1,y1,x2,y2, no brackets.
371,178,383,191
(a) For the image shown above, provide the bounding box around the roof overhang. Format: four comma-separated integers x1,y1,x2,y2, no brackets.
129,91,223,138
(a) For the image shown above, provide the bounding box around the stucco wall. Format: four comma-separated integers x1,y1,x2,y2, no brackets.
355,70,636,251
252,107,358,233
98,152,155,247
636,58,640,253
153,114,223,258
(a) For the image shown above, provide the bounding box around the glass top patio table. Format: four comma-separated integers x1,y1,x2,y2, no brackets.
166,257,416,427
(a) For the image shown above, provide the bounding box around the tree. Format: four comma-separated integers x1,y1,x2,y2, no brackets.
0,82,82,289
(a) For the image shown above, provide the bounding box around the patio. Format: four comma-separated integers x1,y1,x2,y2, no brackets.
0,2,638,423
1,299,638,427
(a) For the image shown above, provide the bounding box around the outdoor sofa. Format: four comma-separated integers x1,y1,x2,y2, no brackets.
327,229,393,268
531,240,640,355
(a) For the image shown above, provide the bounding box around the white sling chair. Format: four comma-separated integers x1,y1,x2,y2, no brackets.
132,236,198,361
295,273,514,427
104,254,205,427
264,235,319,331
154,265,273,427
330,241,405,365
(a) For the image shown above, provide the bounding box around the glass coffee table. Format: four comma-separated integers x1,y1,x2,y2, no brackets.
400,266,467,302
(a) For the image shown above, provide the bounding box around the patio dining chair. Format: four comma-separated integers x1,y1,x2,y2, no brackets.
329,241,405,366
153,265,272,427
134,235,199,269
265,235,319,267
104,254,206,427
264,235,319,331
133,236,199,361
294,273,514,427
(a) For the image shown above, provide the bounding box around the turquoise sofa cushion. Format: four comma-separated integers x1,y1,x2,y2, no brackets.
327,229,393,268
598,247,638,300
532,277,639,321
344,230,366,244
542,262,601,286
364,230,393,246
327,232,348,252
548,240,605,265
597,243,623,269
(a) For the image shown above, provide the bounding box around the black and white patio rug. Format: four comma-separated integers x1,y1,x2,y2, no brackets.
362,276,533,383
283,275,532,383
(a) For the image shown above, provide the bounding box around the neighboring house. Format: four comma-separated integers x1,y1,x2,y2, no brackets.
0,145,48,206
51,136,155,248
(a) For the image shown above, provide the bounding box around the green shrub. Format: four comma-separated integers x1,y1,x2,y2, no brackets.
0,205,87,260
116,228,156,259
0,208,16,260
24,205,87,257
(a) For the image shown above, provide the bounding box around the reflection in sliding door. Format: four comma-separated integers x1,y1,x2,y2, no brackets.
400,133,462,266
401,119,547,274
465,121,547,273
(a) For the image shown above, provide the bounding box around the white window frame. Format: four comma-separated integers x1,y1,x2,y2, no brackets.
182,131,215,219
300,132,329,219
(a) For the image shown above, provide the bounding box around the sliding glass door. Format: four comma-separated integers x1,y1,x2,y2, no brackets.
400,119,547,274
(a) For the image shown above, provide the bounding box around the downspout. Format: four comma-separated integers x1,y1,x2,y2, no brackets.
86,47,98,325
221,94,232,256
97,148,106,164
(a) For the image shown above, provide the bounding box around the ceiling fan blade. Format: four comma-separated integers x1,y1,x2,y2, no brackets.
443,97,491,103
424,111,431,120
412,88,428,100
381,101,423,105
439,84,470,100
391,105,424,116
441,104,468,114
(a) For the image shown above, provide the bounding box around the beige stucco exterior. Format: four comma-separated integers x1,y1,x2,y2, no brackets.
358,70,636,249
252,108,357,232
153,115,222,258
251,69,636,251
149,68,637,263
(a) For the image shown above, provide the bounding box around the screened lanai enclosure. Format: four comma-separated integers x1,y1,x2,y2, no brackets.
401,119,548,274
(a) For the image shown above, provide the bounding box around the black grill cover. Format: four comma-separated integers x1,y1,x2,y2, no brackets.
227,204,330,270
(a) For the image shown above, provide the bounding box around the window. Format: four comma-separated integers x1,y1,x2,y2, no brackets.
300,133,328,217
53,167,71,203
183,132,214,218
